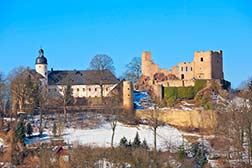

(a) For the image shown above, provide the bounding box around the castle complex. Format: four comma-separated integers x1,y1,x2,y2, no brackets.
34,49,133,112
136,50,227,98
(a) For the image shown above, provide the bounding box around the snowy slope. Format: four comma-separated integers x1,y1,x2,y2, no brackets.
63,122,185,151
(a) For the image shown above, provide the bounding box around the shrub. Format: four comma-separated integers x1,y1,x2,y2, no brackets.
177,87,194,99
119,136,128,148
194,80,206,94
178,145,186,160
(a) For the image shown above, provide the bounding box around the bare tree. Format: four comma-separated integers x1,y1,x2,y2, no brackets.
89,54,115,73
89,54,116,103
8,67,28,116
62,84,73,122
122,56,141,84
104,93,123,148
8,66,48,136
149,105,163,152
0,72,7,127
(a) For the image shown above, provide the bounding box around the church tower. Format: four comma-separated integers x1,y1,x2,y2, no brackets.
35,48,48,80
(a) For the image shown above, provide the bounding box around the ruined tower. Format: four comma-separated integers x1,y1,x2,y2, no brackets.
193,50,223,80
141,51,159,78
123,81,134,112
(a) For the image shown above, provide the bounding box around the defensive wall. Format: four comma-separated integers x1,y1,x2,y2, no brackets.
136,109,216,130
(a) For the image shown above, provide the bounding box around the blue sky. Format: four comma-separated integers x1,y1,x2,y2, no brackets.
0,0,251,88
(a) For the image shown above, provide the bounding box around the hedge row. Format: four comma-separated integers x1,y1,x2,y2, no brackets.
164,80,206,106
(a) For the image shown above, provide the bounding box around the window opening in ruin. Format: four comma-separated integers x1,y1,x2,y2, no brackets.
181,74,184,80
201,57,203,62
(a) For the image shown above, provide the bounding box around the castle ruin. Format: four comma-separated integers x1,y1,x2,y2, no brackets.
136,50,226,98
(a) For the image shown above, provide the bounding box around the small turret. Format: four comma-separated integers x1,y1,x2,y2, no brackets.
35,48,48,80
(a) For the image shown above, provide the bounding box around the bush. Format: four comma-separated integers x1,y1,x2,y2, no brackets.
164,87,177,107
178,145,186,160
164,80,207,106
164,86,195,105
177,87,194,99
119,136,128,148
194,80,206,94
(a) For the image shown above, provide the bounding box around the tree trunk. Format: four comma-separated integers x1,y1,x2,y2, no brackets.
100,84,103,105
154,126,157,151
39,108,43,137
111,123,116,148
64,105,67,122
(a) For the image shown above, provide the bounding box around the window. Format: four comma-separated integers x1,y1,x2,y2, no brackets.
200,57,203,62
89,88,91,91
77,88,79,92
83,88,85,91
191,67,193,71
186,67,188,71
181,67,183,71
181,74,184,80
95,88,97,91
106,88,109,91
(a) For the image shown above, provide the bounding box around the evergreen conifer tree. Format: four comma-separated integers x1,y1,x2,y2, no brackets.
133,132,141,148
141,139,149,149
15,119,26,143
26,122,33,136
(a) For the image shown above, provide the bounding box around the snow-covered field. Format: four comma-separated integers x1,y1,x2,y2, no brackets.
63,122,185,151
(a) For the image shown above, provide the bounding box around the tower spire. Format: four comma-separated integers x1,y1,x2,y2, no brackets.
39,48,44,57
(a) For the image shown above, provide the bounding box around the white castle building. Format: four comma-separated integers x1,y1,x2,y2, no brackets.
34,49,133,111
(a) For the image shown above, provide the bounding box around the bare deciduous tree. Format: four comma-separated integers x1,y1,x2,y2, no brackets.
89,54,116,103
89,54,115,73
122,56,141,84
0,72,7,127
62,84,73,122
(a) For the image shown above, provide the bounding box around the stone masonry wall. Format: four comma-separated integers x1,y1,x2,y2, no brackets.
136,109,216,129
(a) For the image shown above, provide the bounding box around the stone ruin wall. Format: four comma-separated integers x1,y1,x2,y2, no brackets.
138,50,224,98
141,50,223,87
